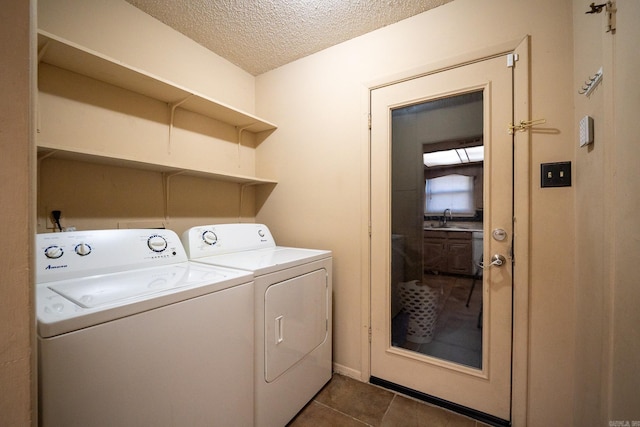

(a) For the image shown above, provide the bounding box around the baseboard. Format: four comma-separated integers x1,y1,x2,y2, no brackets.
332,363,362,380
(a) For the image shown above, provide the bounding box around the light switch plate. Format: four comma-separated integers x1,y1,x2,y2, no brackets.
541,162,572,188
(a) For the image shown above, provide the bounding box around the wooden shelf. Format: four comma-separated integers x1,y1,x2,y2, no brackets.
37,30,278,186
37,146,277,186
37,30,277,133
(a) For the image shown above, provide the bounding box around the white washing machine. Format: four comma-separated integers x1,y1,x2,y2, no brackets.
182,223,332,427
36,229,255,427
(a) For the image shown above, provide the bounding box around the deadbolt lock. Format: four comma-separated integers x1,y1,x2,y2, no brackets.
492,228,508,241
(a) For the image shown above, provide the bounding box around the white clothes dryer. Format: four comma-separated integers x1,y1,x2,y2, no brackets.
182,223,332,427
36,229,254,427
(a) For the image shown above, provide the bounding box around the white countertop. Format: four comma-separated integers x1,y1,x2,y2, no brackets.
423,222,483,233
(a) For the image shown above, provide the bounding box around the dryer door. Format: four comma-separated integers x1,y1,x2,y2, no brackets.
264,269,328,382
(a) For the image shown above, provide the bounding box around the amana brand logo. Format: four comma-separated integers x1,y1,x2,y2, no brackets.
45,264,68,270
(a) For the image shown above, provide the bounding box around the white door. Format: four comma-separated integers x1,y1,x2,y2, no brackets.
370,52,516,421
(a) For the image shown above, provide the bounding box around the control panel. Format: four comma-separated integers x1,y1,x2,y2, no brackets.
36,229,187,283
182,223,276,259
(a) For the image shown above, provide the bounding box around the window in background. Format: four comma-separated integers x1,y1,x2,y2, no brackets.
425,174,474,215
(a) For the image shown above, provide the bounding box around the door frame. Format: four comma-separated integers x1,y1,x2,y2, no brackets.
361,36,530,425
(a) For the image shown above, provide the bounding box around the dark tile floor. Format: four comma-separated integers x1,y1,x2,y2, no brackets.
288,374,491,427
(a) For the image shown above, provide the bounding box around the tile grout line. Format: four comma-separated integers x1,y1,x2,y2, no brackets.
380,393,398,424
311,399,374,426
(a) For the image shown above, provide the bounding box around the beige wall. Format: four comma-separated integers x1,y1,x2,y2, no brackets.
573,0,640,423
608,1,640,417
37,158,257,234
256,0,575,425
0,0,35,425
572,1,608,423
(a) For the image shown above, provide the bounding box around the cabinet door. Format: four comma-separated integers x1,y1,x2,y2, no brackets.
447,240,473,275
423,238,446,272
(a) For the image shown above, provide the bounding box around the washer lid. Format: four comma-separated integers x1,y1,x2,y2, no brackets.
37,262,253,338
48,264,191,308
194,246,331,276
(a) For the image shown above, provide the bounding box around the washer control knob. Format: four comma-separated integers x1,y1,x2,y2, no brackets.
202,230,218,245
258,229,265,238
147,235,168,253
44,245,63,259
75,243,92,256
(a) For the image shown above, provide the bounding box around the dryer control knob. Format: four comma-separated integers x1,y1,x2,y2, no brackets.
75,243,92,256
147,235,168,253
44,245,63,259
202,230,218,245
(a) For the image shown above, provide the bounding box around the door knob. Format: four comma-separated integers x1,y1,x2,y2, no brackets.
481,254,507,269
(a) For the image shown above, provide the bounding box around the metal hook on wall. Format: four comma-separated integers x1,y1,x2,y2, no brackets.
585,2,607,14
578,67,603,96
585,1,616,33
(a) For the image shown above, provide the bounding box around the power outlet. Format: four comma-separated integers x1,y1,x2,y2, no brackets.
541,162,572,188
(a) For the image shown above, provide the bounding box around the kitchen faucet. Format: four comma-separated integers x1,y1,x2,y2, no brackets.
442,208,452,226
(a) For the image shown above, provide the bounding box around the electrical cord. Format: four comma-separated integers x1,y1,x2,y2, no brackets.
51,210,63,232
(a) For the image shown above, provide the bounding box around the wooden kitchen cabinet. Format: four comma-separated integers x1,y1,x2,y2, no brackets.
423,231,446,272
423,230,473,275
447,237,473,275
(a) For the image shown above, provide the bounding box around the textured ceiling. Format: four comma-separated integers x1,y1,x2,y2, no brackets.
124,0,453,76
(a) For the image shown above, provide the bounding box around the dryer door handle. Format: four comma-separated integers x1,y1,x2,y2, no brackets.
275,315,284,344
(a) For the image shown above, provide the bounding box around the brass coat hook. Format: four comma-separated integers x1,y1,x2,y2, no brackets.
508,119,547,134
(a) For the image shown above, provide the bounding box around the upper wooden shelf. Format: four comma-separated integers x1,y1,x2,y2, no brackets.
37,30,277,133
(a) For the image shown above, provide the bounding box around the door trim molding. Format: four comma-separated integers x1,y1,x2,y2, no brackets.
366,37,527,91
364,35,531,426
510,35,531,427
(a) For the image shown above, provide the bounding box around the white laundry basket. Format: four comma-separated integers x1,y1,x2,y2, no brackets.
397,280,440,344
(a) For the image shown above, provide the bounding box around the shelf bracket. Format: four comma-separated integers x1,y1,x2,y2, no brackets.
37,150,57,162
162,170,186,222
236,123,257,168
168,95,192,154
239,181,262,223
38,40,51,63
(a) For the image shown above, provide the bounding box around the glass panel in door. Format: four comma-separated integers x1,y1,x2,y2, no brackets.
390,91,484,369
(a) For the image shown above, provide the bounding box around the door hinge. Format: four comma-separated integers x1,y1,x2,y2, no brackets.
368,326,372,343
507,53,519,68
368,113,372,130
606,1,616,33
